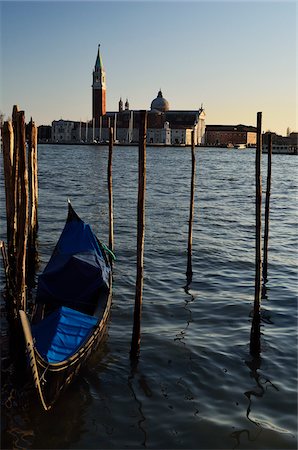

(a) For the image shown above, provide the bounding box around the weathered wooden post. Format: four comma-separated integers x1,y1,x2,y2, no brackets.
28,118,38,236
1,121,15,301
130,110,147,360
15,110,29,313
11,105,20,261
186,130,196,285
0,241,10,288
250,112,262,356
108,126,114,261
27,118,39,279
2,121,15,261
262,132,272,284
107,117,111,142
1,107,38,374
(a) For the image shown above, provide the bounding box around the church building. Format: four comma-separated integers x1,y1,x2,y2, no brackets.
91,46,206,146
50,45,206,145
97,90,206,146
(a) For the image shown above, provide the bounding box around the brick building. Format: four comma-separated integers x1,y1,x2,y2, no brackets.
37,125,52,142
205,124,257,147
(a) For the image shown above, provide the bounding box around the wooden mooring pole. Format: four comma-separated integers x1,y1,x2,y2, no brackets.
12,105,19,261
15,110,29,313
130,110,147,360
2,121,15,263
262,132,272,285
250,111,262,356
186,130,196,285
28,118,39,279
1,106,38,319
108,126,114,261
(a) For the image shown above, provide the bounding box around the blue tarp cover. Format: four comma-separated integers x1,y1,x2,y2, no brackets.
36,216,110,311
32,306,98,363
52,219,102,256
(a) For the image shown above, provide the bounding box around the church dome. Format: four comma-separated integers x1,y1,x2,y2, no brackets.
150,90,170,112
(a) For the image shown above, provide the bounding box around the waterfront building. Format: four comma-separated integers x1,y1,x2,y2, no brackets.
43,46,206,145
36,45,297,149
51,119,78,142
50,119,99,143
38,125,52,142
205,124,257,147
262,131,298,154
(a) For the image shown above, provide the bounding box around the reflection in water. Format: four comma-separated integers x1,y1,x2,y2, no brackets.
245,355,265,426
231,427,262,449
231,292,279,449
138,375,153,398
128,360,147,448
1,322,35,449
2,369,35,450
231,354,276,449
248,285,279,422
244,355,279,427
173,280,195,409
11,381,82,449
249,310,261,356
174,278,195,346
31,377,92,449
1,344,108,449
261,283,268,300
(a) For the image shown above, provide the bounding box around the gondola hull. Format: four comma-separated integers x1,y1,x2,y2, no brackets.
19,203,113,411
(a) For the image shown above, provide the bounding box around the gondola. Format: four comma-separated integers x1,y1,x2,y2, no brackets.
19,201,113,411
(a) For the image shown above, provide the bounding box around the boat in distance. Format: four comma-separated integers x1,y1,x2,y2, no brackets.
19,201,114,411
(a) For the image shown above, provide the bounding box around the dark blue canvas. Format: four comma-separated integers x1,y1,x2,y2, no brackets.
36,214,110,311
32,306,98,363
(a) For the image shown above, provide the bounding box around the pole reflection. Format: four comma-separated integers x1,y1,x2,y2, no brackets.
231,290,278,449
128,359,147,448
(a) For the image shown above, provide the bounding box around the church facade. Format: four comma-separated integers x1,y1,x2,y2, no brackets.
98,91,206,146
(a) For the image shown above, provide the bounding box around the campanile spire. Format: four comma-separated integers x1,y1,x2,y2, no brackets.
94,44,103,71
92,44,106,125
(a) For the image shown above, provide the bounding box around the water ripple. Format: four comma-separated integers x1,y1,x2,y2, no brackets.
1,146,297,449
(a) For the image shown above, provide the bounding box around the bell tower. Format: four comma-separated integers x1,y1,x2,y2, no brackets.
92,44,106,127
119,97,123,112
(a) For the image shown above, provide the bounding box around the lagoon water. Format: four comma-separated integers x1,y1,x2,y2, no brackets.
1,145,297,449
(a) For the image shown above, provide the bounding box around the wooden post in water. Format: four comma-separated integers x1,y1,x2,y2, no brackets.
250,112,262,356
27,119,39,282
130,110,147,360
254,112,262,311
108,126,114,260
262,133,272,284
2,121,15,309
2,121,15,261
11,105,19,261
186,130,196,285
13,111,29,314
2,107,38,321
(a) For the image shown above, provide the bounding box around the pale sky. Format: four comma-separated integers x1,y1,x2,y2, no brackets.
1,0,297,135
